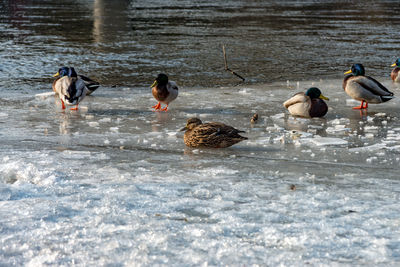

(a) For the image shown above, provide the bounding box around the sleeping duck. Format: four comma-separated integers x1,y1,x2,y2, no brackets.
53,66,99,95
151,73,178,111
391,59,400,82
343,64,394,109
52,67,88,110
283,87,329,118
180,118,247,148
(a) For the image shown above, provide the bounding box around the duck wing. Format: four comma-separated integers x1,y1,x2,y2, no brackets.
64,78,87,104
78,74,100,93
196,122,246,138
283,92,306,108
354,76,393,96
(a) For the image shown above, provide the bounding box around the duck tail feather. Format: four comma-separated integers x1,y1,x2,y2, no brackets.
381,95,394,102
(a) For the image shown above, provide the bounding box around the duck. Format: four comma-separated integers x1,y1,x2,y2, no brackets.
343,64,394,109
52,67,88,110
151,73,178,111
391,59,400,82
53,66,100,95
180,117,247,148
283,87,329,118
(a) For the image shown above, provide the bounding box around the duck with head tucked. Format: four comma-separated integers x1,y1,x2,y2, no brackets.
283,87,329,118
151,73,178,111
52,67,88,110
343,64,394,109
391,58,400,82
181,118,247,148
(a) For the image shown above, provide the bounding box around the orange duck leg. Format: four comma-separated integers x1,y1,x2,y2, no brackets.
152,102,162,110
353,100,368,110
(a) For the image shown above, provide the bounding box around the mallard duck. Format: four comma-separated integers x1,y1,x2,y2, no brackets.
52,67,88,110
343,64,394,109
53,67,99,95
180,118,247,148
391,59,400,82
151,73,178,111
78,74,99,95
283,87,329,118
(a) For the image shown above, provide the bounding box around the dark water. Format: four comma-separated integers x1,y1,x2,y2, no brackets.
1,0,400,90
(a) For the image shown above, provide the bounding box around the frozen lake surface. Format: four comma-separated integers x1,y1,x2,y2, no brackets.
1,0,400,266
1,80,400,266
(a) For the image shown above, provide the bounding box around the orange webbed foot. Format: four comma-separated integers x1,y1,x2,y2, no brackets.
70,104,79,111
152,102,161,110
161,105,169,112
352,101,368,109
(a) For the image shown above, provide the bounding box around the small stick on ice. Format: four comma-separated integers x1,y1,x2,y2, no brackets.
222,44,245,82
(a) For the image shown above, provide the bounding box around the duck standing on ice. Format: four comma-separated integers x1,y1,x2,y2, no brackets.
151,73,178,112
52,67,88,110
343,64,394,109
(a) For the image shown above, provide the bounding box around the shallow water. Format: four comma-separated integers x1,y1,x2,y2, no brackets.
1,1,400,266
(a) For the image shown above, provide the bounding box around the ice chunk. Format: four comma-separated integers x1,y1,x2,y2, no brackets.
99,117,112,123
270,113,285,120
88,122,99,127
364,126,379,132
329,118,350,125
326,125,351,134
289,130,313,139
34,91,55,100
310,137,348,146
366,156,378,163
110,127,119,133
346,99,360,106
364,133,374,139
238,88,252,94
349,143,386,152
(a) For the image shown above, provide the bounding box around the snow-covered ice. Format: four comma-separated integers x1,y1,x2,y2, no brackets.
1,79,400,265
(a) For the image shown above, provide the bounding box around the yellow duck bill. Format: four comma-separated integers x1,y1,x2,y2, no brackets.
319,94,329,100
344,69,352,75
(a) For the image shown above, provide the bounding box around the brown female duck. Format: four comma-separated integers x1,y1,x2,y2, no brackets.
181,118,247,148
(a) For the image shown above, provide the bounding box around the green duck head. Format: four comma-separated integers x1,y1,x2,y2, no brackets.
305,87,329,101
53,67,77,78
391,58,400,67
344,64,365,76
151,73,169,88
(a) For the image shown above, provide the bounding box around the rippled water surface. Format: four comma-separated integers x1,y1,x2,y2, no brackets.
1,1,400,266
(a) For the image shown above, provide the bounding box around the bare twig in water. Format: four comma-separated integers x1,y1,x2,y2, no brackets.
222,44,245,81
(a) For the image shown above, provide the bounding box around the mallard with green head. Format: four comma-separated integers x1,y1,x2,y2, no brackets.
53,67,99,96
283,87,329,118
343,64,394,109
151,73,178,111
391,58,400,82
181,118,247,148
52,67,88,110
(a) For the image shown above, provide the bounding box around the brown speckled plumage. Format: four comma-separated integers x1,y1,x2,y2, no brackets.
182,118,247,148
